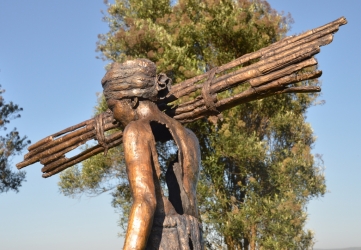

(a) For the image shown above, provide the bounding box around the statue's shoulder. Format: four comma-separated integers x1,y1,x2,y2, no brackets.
175,123,199,146
184,127,198,142
123,119,152,142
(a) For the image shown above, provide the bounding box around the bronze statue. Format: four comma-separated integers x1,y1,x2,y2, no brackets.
16,17,347,250
102,59,202,249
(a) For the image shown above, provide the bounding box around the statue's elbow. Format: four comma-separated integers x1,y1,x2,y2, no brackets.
133,194,157,214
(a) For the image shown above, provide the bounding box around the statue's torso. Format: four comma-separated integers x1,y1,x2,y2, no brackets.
125,115,203,250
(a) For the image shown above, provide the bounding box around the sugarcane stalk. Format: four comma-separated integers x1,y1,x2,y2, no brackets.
276,86,321,94
42,131,123,178
41,156,67,173
40,142,84,165
51,118,94,138
27,136,53,151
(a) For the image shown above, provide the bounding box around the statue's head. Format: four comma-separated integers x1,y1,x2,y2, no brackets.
102,58,158,102
101,59,171,125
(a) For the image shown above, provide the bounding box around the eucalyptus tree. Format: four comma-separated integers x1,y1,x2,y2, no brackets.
59,1,326,249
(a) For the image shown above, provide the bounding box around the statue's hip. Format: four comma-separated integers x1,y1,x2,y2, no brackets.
146,213,203,250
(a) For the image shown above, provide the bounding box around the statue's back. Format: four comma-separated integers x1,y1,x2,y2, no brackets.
143,119,203,250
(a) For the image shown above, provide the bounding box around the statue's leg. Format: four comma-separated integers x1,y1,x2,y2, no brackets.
123,164,157,250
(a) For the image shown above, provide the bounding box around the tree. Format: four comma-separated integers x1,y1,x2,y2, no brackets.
59,0,326,249
0,85,30,193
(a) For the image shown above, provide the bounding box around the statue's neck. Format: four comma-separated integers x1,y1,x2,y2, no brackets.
135,100,162,121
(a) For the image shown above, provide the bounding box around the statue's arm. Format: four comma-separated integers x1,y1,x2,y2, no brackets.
122,123,156,250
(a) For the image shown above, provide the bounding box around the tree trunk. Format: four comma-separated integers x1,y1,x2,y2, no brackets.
250,225,256,250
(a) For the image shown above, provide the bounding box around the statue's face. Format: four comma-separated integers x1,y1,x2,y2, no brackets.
107,99,137,127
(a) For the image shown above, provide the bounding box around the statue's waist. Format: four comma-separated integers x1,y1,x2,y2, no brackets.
152,213,201,229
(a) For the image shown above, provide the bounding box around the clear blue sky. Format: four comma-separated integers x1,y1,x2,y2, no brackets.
0,1,359,249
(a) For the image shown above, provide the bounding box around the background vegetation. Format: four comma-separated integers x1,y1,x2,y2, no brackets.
0,85,30,193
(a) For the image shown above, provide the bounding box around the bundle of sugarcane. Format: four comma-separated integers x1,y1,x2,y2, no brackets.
16,17,347,178
16,110,122,177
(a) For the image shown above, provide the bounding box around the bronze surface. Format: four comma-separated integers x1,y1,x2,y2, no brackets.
104,59,202,249
109,94,202,248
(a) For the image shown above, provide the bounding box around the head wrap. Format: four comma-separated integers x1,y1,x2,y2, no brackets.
102,59,163,101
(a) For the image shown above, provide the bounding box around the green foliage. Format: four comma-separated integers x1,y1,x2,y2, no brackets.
59,0,326,248
0,85,30,193
191,90,325,249
58,133,131,229
59,143,127,194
